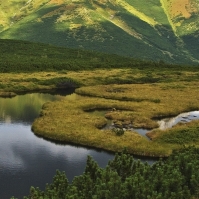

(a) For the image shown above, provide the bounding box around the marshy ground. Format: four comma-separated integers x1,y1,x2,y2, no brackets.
1,67,199,157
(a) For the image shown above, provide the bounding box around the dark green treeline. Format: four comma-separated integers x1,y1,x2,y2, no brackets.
0,39,196,73
11,147,199,199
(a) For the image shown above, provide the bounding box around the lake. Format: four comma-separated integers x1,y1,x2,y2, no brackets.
0,91,155,199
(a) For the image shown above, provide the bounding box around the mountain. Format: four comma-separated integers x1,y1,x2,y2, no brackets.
0,0,199,64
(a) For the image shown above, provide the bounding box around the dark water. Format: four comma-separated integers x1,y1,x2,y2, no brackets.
0,92,155,199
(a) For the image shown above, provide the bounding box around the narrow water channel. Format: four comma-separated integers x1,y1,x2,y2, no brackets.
102,110,199,138
158,111,199,130
0,91,155,199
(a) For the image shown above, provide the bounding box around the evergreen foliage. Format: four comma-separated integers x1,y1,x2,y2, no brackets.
0,39,140,73
11,147,199,199
0,39,197,74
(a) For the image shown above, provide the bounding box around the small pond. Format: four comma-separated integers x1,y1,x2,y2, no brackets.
0,91,156,199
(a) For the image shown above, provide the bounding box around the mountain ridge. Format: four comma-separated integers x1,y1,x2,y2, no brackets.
0,0,199,64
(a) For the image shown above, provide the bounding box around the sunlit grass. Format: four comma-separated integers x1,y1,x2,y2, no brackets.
125,0,169,25
161,0,199,36
0,68,198,92
118,1,158,26
0,0,197,63
0,0,49,32
74,82,199,129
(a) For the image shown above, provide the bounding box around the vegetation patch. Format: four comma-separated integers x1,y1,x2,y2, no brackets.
1,65,199,93
38,77,81,88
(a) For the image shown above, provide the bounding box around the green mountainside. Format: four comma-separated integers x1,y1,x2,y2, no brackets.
0,0,199,64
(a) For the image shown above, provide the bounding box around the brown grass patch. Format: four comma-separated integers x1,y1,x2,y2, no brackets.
164,0,196,19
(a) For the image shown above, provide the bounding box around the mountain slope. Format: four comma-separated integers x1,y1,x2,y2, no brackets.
0,0,199,64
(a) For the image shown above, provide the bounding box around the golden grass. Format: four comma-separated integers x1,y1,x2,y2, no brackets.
163,0,192,19
48,0,65,5
76,82,199,120
0,68,187,92
161,0,198,35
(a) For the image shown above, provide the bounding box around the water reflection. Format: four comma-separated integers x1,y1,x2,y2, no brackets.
0,92,115,199
134,128,150,138
158,111,199,130
0,123,115,198
0,93,63,124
